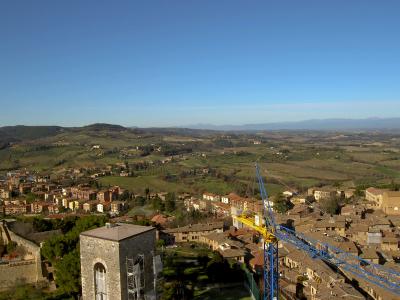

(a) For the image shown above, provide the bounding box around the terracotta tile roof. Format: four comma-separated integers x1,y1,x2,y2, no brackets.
151,214,169,224
360,248,379,259
249,250,264,268
219,248,246,258
366,187,388,196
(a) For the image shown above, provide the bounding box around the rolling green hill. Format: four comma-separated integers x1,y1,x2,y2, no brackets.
0,125,65,146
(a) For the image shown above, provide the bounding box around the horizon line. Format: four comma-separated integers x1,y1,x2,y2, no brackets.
1,116,400,129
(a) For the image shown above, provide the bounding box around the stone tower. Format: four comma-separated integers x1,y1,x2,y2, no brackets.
80,223,156,300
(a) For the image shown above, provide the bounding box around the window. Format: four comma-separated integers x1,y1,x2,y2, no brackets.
94,263,107,300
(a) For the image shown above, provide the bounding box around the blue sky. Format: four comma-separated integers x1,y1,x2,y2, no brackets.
0,0,399,127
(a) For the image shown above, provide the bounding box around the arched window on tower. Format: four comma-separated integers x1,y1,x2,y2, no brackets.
94,262,107,300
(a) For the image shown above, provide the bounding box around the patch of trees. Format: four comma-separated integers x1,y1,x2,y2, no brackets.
161,250,244,300
119,189,132,201
19,216,78,233
138,145,154,156
161,144,193,156
151,196,165,211
28,145,53,152
41,216,107,297
150,192,176,213
319,197,341,215
235,151,252,156
170,209,215,228
132,195,147,207
178,167,220,179
273,194,294,214
130,161,152,171
213,138,234,148
33,218,56,232
165,193,176,212
233,181,252,197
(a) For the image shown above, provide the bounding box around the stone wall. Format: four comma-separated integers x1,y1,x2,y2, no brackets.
80,236,121,300
0,222,46,289
0,260,38,290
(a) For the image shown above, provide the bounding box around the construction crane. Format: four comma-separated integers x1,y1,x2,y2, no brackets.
232,163,400,300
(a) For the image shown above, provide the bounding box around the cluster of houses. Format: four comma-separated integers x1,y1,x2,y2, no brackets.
184,191,271,217
59,186,128,214
161,222,254,263
306,185,400,216
0,170,128,217
365,187,400,215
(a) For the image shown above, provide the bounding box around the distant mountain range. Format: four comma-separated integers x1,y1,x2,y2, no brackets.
184,117,400,131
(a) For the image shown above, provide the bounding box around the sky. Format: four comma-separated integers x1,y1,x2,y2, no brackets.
0,0,400,127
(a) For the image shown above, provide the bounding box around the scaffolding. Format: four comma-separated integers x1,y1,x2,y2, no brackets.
152,253,163,298
126,255,145,300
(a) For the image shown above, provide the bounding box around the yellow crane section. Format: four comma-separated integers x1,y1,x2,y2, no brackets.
232,214,277,243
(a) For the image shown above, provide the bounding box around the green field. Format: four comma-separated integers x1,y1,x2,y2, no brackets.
375,165,400,178
99,175,239,196
98,176,184,194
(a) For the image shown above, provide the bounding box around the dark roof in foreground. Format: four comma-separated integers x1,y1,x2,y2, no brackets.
80,223,155,242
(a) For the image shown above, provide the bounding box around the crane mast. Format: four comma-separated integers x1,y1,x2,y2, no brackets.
256,164,279,300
